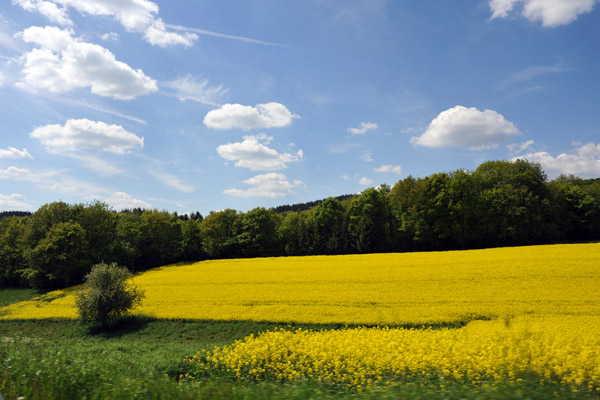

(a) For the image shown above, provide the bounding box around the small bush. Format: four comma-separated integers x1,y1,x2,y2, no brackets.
75,262,144,329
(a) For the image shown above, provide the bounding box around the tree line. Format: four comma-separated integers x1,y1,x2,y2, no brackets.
1,160,599,289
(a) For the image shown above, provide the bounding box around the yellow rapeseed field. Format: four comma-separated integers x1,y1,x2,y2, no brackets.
1,243,599,324
2,243,599,390
183,316,600,391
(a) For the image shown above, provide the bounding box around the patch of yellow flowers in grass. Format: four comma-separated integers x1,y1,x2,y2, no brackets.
2,243,599,325
183,315,600,391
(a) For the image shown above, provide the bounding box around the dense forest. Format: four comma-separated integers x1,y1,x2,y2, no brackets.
1,160,599,289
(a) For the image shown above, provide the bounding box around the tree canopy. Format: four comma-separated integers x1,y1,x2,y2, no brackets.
1,160,599,289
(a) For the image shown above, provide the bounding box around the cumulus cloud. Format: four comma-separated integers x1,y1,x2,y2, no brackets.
104,191,151,210
489,0,597,27
13,0,197,47
507,140,534,154
359,177,373,185
224,173,303,198
162,74,228,106
0,147,33,159
30,118,144,154
410,106,519,150
374,165,402,175
12,0,72,26
204,102,299,130
217,133,303,171
348,121,377,135
0,193,33,210
516,142,600,178
18,26,157,99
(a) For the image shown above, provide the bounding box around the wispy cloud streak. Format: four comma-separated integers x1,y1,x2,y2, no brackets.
165,24,291,48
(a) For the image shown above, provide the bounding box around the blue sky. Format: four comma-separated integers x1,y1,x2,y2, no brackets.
1,0,599,214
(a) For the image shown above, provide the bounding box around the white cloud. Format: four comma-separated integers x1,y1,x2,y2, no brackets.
70,153,123,176
507,140,534,154
166,24,290,48
100,32,119,41
577,142,600,157
489,0,597,27
327,143,362,155
18,26,157,99
47,176,110,195
0,166,58,182
12,0,72,26
217,133,303,171
30,118,144,154
489,0,520,18
162,74,228,106
149,170,196,193
359,150,373,162
499,63,566,89
204,102,299,130
375,165,402,175
224,173,302,198
359,177,373,185
516,142,600,178
0,193,33,210
0,147,33,159
13,0,197,47
410,106,519,150
104,191,151,210
348,121,377,135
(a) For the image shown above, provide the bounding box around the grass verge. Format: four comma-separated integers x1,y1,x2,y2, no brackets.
0,317,598,399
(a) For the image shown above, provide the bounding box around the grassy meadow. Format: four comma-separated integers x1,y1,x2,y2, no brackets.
1,243,600,399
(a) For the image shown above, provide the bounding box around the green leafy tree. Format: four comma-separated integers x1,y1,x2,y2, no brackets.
137,210,182,269
237,207,281,257
346,188,392,253
201,209,241,258
24,221,89,288
0,216,28,285
473,160,551,246
278,211,316,256
76,201,116,264
75,262,144,329
24,201,74,249
312,198,345,254
180,219,205,261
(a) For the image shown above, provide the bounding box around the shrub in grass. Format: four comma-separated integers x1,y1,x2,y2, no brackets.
75,262,144,329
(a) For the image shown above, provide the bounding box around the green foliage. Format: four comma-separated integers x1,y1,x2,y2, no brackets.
2,160,600,291
238,207,281,257
201,209,242,258
312,198,345,254
75,262,145,329
1,318,596,400
0,217,28,285
180,219,205,261
278,211,316,255
75,200,116,264
346,188,392,253
24,221,88,288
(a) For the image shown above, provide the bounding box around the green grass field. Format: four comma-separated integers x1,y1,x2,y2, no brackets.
0,311,596,399
2,244,600,399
